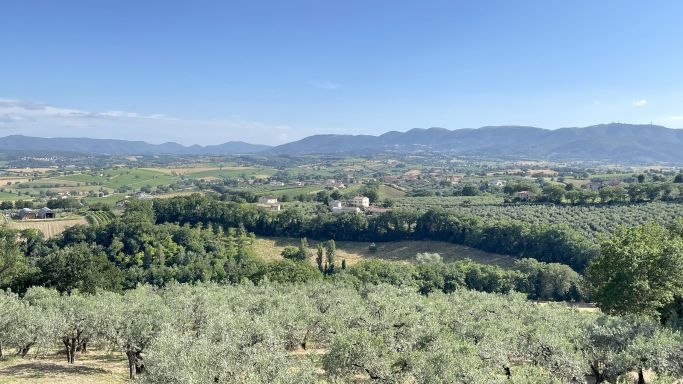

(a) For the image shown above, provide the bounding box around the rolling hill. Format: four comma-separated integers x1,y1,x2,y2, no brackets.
267,123,683,163
0,135,271,155
2,123,683,163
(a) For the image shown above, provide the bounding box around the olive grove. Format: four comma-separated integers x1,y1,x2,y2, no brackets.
1,283,681,383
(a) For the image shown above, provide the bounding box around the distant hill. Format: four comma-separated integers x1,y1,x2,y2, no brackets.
0,135,271,155
267,124,683,163
2,123,683,163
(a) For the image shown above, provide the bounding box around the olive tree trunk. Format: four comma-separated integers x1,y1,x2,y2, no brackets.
126,346,145,380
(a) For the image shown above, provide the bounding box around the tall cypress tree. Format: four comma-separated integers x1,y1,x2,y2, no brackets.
316,243,324,272
325,240,336,274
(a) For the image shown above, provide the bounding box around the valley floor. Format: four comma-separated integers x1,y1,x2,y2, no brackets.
253,236,517,268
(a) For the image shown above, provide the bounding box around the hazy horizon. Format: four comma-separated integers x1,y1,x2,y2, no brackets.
1,121,682,147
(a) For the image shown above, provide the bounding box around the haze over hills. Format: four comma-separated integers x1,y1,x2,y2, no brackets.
0,135,272,156
267,123,683,163
1,123,683,163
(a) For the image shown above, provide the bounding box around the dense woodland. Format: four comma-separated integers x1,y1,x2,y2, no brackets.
153,194,598,270
0,199,584,302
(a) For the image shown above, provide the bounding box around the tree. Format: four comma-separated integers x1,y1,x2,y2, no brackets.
542,184,565,204
37,243,123,294
266,259,322,283
298,237,311,261
415,252,443,264
316,243,324,272
281,246,304,262
0,228,25,289
325,240,336,274
99,286,171,380
586,223,683,319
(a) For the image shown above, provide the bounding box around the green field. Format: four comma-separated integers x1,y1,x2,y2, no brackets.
183,167,277,179
253,236,517,268
0,191,25,201
82,193,127,205
378,184,406,199
57,168,178,189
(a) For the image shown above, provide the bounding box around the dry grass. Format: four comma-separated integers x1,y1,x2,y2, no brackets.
5,216,87,238
252,237,517,268
3,168,55,174
0,350,127,384
525,169,558,176
535,300,599,313
154,191,204,199
0,178,31,185
379,184,406,198
147,166,257,175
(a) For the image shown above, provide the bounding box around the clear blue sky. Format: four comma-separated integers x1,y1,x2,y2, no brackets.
1,0,682,145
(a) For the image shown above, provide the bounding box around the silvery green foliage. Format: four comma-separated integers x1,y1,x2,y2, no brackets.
4,287,62,357
1,282,682,382
415,252,443,264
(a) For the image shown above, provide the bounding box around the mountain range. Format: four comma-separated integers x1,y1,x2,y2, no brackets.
267,123,683,163
0,135,271,156
2,123,683,163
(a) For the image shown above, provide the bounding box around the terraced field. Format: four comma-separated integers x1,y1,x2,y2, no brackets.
85,210,116,225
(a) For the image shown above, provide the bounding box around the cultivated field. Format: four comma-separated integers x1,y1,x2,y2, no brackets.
56,168,177,189
5,216,88,238
253,237,517,268
0,192,23,201
0,177,31,185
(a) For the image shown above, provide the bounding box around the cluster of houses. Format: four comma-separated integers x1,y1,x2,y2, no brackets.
252,194,389,216
14,207,55,220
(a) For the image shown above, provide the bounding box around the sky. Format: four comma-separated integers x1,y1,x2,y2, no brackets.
1,0,683,146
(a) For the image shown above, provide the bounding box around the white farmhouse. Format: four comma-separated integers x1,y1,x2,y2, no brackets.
258,195,278,204
351,196,370,208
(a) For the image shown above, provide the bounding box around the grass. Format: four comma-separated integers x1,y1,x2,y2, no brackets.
378,184,406,199
0,191,25,201
0,349,128,384
82,193,127,206
182,167,276,179
252,237,517,268
56,168,178,189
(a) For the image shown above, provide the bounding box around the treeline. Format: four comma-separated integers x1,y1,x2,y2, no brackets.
0,200,584,302
153,194,598,270
1,283,681,383
342,257,585,301
507,180,683,205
